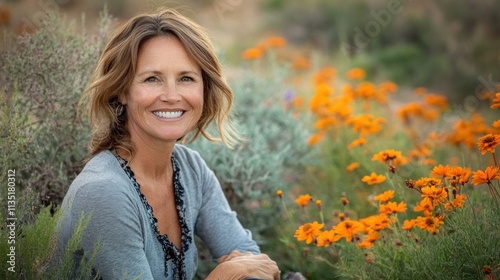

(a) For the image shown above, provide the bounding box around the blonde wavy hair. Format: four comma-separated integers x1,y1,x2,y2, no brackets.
81,8,239,157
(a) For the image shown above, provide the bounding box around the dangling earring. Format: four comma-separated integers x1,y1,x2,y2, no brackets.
115,103,125,116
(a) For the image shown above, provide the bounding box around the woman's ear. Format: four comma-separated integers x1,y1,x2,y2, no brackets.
118,93,127,105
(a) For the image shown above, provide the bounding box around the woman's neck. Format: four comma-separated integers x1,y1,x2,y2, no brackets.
118,138,175,182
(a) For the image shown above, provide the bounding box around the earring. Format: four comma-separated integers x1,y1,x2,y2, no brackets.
115,103,125,116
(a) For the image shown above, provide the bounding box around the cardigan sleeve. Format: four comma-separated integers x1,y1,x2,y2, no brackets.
184,148,261,260
65,181,154,280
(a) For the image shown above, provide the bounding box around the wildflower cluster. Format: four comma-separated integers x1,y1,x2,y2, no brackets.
306,67,398,146
283,88,500,246
309,79,497,275
241,36,287,60
240,36,499,278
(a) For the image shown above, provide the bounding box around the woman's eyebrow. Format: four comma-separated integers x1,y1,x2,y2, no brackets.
136,70,201,76
179,70,201,76
136,70,163,76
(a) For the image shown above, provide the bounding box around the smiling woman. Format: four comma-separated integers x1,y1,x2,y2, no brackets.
124,35,204,149
55,8,279,280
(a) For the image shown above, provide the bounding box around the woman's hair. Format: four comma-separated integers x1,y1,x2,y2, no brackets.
81,8,239,157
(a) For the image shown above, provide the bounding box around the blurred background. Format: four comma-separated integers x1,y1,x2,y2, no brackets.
1,0,500,102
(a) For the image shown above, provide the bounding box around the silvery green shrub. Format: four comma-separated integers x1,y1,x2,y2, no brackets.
0,12,111,206
189,64,315,239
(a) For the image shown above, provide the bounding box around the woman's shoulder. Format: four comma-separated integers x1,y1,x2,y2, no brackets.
173,144,206,168
77,151,127,182
64,150,133,203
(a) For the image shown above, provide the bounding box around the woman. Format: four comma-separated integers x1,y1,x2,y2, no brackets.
56,8,279,280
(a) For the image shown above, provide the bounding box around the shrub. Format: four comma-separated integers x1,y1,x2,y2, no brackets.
0,11,111,206
0,10,110,279
189,60,315,238
0,198,97,279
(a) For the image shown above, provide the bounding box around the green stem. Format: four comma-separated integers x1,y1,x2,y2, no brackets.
487,182,499,208
281,199,294,226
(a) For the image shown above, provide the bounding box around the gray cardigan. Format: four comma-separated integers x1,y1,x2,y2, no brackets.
57,145,260,279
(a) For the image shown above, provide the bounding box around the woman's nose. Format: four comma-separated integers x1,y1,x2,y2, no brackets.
159,82,180,102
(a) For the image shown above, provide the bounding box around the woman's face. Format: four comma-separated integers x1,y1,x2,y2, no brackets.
122,35,204,147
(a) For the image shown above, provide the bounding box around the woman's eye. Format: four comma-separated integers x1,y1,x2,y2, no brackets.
180,76,194,82
145,76,158,83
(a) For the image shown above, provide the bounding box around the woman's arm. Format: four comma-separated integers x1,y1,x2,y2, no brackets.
206,251,280,280
186,150,279,278
193,163,260,257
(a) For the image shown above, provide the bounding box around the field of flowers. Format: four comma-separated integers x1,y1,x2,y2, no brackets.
239,37,500,279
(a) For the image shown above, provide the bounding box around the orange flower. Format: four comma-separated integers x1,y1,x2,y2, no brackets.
424,94,448,111
313,67,336,84
242,47,263,59
493,120,500,128
431,164,453,178
294,221,324,244
372,149,402,163
346,114,385,136
347,68,365,80
359,214,391,231
414,87,427,96
316,229,341,247
378,81,398,94
373,190,395,203
415,216,444,234
397,102,424,123
316,200,322,210
309,93,331,112
414,177,442,189
346,162,360,173
408,144,432,159
491,93,500,109
423,158,437,166
356,230,380,249
402,219,416,231
338,212,346,221
266,36,286,47
356,82,376,99
295,194,313,207
378,201,407,215
449,167,471,185
276,190,283,199
341,197,349,206
362,172,386,185
471,166,500,185
314,117,336,131
447,194,467,210
348,137,367,149
291,55,310,70
414,198,435,216
421,186,448,205
333,220,365,242
307,133,324,146
315,83,334,96
477,134,500,155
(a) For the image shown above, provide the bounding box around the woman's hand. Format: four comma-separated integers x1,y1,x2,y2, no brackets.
206,250,280,280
